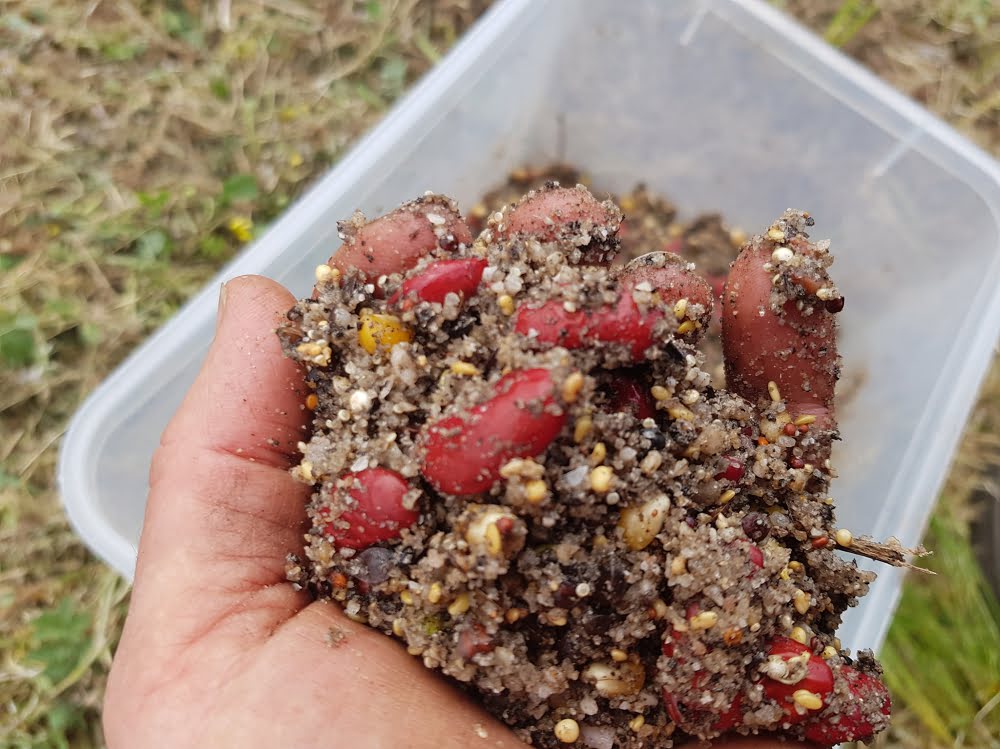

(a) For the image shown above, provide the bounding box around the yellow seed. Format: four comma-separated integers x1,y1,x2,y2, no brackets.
562,371,585,403
690,611,719,630
779,567,791,581
450,361,480,376
358,313,412,354
667,405,695,421
505,607,526,623
619,494,670,551
574,415,592,443
548,611,568,626
793,589,811,615
629,715,646,731
590,466,614,493
790,626,808,645
719,489,737,504
297,461,315,482
767,227,786,242
392,618,405,637
305,393,319,410
400,590,414,605
822,646,838,660
554,718,580,743
730,228,748,247
670,556,687,576
767,380,782,402
651,385,671,401
314,264,334,283
407,644,424,656
590,442,607,465
448,592,471,617
673,298,689,320
677,320,697,335
296,341,325,357
525,480,548,504
835,528,853,547
497,294,515,315
792,689,824,711
794,414,817,426
651,599,669,620
485,523,503,555
427,582,443,604
833,638,842,651
788,561,804,572
611,648,628,662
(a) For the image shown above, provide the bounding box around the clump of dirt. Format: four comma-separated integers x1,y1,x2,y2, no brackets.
281,181,891,747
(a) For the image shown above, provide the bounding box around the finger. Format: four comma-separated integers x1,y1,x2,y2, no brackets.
330,195,472,282
130,275,311,647
721,217,840,441
496,183,622,263
619,251,716,333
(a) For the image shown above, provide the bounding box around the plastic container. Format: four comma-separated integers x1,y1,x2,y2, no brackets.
59,0,1000,653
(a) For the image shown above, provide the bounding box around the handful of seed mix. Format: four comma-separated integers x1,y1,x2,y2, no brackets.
281,184,893,748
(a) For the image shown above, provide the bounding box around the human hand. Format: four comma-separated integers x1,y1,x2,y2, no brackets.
103,189,837,748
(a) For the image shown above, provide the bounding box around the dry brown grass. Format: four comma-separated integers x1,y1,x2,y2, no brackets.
1,1,997,746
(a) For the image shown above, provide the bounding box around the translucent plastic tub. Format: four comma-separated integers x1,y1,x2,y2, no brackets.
59,0,1000,653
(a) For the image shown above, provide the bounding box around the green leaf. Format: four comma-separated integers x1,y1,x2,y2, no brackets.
197,234,230,260
99,38,147,61
136,189,170,219
46,700,84,749
210,77,231,100
45,298,78,319
365,0,382,20
0,254,24,271
27,598,92,684
379,57,408,97
78,322,104,347
135,229,172,261
221,174,259,204
824,0,878,47
0,467,20,489
0,318,36,368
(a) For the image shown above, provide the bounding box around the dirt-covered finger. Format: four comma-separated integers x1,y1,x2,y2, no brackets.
494,183,622,264
722,211,842,452
324,195,472,286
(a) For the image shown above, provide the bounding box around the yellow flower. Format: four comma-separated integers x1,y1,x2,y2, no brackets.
227,216,253,243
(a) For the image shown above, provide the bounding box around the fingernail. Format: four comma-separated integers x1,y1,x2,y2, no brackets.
217,282,228,322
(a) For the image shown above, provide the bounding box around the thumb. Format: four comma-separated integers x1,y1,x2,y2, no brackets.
127,275,311,651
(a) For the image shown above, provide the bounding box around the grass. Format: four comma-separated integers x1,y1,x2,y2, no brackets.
1,0,998,746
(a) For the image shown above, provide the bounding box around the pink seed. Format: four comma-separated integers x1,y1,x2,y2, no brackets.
420,368,566,495
324,468,417,550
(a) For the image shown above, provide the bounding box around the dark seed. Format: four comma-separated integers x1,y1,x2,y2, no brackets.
824,296,845,314
641,428,667,450
741,512,770,542
353,546,395,585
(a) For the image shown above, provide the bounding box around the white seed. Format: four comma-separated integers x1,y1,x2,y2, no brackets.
771,246,794,263
349,390,372,412
835,528,853,547
583,661,645,697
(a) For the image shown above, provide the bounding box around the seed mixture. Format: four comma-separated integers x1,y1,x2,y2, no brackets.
281,182,892,747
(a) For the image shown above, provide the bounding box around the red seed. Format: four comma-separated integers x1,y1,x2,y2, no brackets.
760,636,835,724
662,685,743,734
456,623,495,660
323,468,418,550
803,667,890,744
389,257,487,309
715,456,745,483
812,536,829,549
748,544,764,569
420,368,566,495
790,457,805,469
784,422,798,436
514,290,661,361
607,371,657,420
